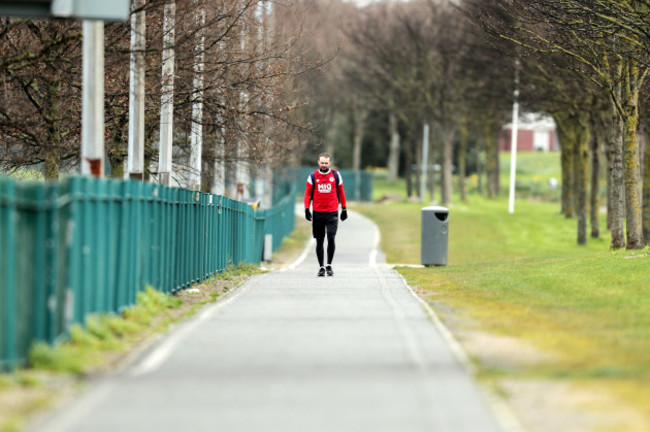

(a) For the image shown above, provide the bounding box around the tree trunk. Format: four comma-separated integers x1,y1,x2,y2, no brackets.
414,127,422,199
458,121,467,202
555,114,575,218
43,82,61,180
589,123,600,239
643,126,650,244
484,123,499,198
441,127,454,206
476,134,484,195
352,106,367,171
325,110,342,157
574,113,590,245
605,134,612,231
43,139,60,180
201,137,214,193
428,161,436,203
427,127,436,203
609,107,626,249
621,62,644,249
211,128,226,196
387,111,400,184
189,3,206,191
108,115,127,179
404,133,413,197
109,147,125,178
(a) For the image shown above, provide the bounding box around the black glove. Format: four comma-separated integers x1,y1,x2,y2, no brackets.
340,208,348,221
305,208,312,221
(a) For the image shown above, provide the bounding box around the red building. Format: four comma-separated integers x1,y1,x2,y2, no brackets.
499,113,559,152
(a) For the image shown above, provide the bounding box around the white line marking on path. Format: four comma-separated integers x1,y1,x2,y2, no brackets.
280,237,315,272
361,211,525,431
348,210,381,267
130,280,253,377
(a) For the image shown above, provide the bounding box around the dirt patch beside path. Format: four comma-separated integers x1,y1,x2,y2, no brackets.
448,325,647,431
500,379,647,432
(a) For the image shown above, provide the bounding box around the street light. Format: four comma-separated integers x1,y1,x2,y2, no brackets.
508,57,520,214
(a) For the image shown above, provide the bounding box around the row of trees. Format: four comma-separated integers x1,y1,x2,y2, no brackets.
294,0,650,249
296,0,514,205
3,0,650,248
0,0,313,199
469,0,650,249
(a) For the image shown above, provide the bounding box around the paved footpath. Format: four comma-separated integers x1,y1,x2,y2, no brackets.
31,210,505,432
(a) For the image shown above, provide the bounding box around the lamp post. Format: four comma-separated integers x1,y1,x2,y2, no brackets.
508,57,520,214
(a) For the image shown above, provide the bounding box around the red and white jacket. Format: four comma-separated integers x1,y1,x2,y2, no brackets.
304,169,347,213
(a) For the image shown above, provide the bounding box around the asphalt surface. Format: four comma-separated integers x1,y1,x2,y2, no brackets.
31,210,505,432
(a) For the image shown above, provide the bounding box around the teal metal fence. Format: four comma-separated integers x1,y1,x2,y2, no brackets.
293,167,374,202
0,176,296,371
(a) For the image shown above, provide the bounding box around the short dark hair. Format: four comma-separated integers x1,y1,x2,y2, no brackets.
319,152,332,161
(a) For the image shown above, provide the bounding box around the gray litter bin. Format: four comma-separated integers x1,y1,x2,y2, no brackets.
420,206,449,266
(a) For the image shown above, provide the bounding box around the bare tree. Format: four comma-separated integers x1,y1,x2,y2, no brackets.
0,0,315,192
0,19,82,179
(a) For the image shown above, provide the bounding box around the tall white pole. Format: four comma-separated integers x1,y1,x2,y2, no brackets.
158,0,175,187
508,58,520,214
212,43,226,196
128,0,146,180
260,1,273,208
189,1,205,191
420,123,430,203
235,0,250,200
81,21,105,178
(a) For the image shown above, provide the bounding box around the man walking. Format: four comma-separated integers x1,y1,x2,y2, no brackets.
304,153,348,276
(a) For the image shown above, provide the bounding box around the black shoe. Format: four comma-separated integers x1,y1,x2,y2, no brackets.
317,267,326,277
326,266,334,276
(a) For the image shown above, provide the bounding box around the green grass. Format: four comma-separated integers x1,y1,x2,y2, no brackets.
272,218,311,257
370,152,564,203
371,172,408,201
26,265,260,375
28,287,185,375
209,262,261,281
500,151,562,198
355,162,650,429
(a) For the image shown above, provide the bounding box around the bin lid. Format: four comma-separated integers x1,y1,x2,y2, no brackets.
422,206,449,214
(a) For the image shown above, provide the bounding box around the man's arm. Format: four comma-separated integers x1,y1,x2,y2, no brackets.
304,181,313,221
337,182,347,208
338,182,348,221
304,182,313,209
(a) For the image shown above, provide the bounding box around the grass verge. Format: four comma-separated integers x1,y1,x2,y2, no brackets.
354,194,650,431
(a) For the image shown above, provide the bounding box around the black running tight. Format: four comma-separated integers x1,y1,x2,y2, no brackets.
315,233,336,267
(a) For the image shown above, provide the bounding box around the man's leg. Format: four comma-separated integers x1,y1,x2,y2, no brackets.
316,236,326,276
313,212,326,276
315,235,325,267
326,232,335,265
325,233,335,276
325,213,338,276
